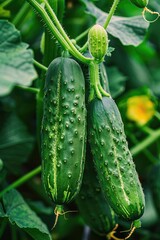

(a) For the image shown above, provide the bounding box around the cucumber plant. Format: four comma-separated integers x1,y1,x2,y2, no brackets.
2,0,160,239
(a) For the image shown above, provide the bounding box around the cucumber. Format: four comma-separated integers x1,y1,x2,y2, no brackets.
41,57,86,206
88,97,145,221
88,24,108,63
76,145,116,236
150,162,160,216
130,0,148,8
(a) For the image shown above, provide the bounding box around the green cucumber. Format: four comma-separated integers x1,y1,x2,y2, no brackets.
130,0,148,8
88,24,108,63
150,162,160,216
41,57,86,206
76,145,116,236
88,97,145,221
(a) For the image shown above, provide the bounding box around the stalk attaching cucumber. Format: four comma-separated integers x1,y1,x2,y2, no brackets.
76,145,116,236
41,57,86,206
88,97,145,221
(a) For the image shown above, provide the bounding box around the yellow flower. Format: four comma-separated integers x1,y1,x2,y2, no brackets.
126,95,155,125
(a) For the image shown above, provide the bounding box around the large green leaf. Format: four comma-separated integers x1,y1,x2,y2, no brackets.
0,20,37,96
0,114,34,174
107,66,127,98
82,1,149,46
1,189,51,240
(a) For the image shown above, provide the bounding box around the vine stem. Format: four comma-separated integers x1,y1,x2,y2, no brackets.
89,61,110,101
0,166,41,198
89,62,102,101
103,0,120,29
15,85,39,93
26,0,92,64
128,132,157,164
131,129,160,156
43,0,92,64
12,2,30,28
0,0,12,8
75,28,90,42
0,219,7,239
33,59,48,71
155,111,160,121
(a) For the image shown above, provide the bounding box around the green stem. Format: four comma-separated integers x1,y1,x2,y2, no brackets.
1,0,13,8
37,0,60,151
0,219,7,239
26,0,72,52
80,41,88,53
89,62,102,101
0,166,41,198
103,0,120,29
12,2,30,28
15,85,39,94
75,28,90,42
50,0,58,14
89,61,110,101
11,225,17,240
57,0,65,23
41,0,92,64
128,132,157,164
131,129,160,156
155,111,160,121
43,0,59,67
33,59,47,72
141,126,154,135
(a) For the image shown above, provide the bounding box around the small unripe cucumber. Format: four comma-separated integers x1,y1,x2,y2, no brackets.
130,0,148,8
149,162,160,216
88,24,108,62
76,145,116,236
41,57,86,205
88,97,145,221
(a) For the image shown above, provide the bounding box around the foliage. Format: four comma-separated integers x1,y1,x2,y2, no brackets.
0,0,160,240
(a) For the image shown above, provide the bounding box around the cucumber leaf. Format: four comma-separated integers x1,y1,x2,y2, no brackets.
0,114,34,174
0,20,37,96
82,1,149,46
1,189,51,240
107,66,127,98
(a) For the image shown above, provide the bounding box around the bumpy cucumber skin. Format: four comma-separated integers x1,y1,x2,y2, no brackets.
130,0,148,8
41,57,86,205
88,97,145,221
76,145,116,236
88,24,108,62
150,163,160,215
